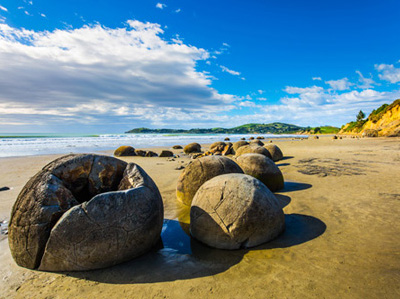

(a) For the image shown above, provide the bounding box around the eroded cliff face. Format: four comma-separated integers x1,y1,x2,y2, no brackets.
339,99,400,137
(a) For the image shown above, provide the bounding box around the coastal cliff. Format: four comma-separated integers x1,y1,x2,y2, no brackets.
339,99,400,137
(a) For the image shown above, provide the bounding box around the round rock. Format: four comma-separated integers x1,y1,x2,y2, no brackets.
232,140,249,153
236,153,284,192
263,144,283,162
183,143,201,154
235,144,272,159
114,146,136,157
176,156,243,206
8,154,163,271
190,173,285,249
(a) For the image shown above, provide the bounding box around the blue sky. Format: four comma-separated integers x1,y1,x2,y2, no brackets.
0,0,399,133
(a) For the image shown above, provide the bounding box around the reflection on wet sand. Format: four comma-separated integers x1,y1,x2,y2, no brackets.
67,191,326,284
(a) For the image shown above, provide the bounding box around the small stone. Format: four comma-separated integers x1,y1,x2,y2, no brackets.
0,187,10,192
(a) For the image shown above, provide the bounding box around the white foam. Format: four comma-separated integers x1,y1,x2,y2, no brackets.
0,133,302,157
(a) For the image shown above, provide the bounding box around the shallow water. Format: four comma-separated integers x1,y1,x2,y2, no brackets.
0,133,304,157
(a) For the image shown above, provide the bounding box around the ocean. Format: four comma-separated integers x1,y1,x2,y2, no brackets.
0,133,304,158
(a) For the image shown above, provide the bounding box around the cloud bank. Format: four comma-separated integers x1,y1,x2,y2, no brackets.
0,21,239,131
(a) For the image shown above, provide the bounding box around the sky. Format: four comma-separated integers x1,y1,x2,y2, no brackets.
0,0,400,133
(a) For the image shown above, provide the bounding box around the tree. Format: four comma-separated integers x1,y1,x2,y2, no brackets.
356,110,365,122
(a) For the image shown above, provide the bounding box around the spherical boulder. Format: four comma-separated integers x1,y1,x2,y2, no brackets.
9,154,163,271
176,155,243,206
145,151,158,157
135,149,146,156
232,140,249,153
183,143,201,154
190,173,285,249
172,145,183,149
263,144,283,162
235,144,272,159
114,146,136,157
236,153,284,192
224,137,230,141
250,139,264,146
159,150,174,157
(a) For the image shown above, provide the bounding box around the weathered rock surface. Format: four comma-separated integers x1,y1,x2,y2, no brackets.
135,150,146,157
114,146,136,157
159,150,174,157
235,145,272,159
176,156,243,206
183,143,201,154
9,154,163,272
209,142,233,156
172,145,183,149
263,144,283,162
145,151,158,157
190,173,285,249
250,139,264,146
362,129,378,137
232,141,249,153
236,153,284,192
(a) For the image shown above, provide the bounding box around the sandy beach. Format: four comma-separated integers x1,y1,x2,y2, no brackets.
0,136,399,298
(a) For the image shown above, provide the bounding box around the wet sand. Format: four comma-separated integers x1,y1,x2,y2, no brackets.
0,136,399,298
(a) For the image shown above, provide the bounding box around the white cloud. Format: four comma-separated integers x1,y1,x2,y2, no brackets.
325,77,353,90
156,3,167,9
356,71,376,89
222,42,230,47
0,5,7,12
258,97,267,101
24,10,32,16
0,21,242,131
40,13,46,18
258,89,264,94
375,63,400,83
175,8,181,13
312,77,322,81
220,65,240,76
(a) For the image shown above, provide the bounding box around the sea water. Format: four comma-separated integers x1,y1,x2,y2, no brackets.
0,133,302,158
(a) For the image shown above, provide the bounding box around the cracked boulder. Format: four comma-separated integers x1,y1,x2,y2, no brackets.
176,156,243,206
8,154,163,271
190,173,285,250
236,153,284,192
263,144,283,162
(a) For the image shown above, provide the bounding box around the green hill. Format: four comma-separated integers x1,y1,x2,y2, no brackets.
126,122,339,135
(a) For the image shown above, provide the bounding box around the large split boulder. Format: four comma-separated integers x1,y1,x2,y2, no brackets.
176,156,243,206
183,143,201,154
263,144,283,162
236,153,284,192
190,173,285,249
235,144,272,159
209,142,233,156
8,154,163,271
114,146,136,157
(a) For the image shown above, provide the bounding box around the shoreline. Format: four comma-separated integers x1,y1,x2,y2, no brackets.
1,136,399,298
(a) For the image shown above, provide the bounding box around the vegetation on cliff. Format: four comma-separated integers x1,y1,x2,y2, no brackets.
339,99,400,136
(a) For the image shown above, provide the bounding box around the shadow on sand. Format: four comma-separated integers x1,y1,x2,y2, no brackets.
278,181,312,193
67,211,325,284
